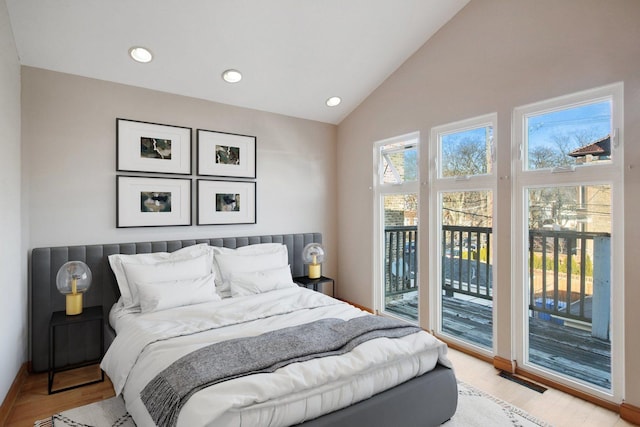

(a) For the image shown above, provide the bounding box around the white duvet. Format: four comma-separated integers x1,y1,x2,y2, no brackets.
102,287,451,427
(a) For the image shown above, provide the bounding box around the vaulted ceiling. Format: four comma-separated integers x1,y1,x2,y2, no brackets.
6,0,469,124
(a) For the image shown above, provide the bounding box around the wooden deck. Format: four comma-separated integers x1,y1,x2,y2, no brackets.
386,294,611,390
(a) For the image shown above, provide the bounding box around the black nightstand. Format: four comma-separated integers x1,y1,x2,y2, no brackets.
294,276,334,297
48,305,105,394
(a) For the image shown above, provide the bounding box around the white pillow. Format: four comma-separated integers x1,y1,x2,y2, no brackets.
212,243,288,297
136,273,220,313
229,265,297,297
213,243,285,255
122,254,212,309
108,244,213,309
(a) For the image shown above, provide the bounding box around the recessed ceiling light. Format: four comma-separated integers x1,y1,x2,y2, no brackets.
129,46,153,63
326,96,341,107
222,69,242,83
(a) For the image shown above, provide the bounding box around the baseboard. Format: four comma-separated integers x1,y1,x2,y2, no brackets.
338,298,373,313
493,356,516,373
620,402,640,424
0,362,28,425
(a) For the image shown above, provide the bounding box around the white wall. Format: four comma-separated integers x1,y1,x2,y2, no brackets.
0,0,23,405
337,0,640,408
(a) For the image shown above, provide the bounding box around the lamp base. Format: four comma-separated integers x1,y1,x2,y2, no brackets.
66,293,83,315
308,263,321,279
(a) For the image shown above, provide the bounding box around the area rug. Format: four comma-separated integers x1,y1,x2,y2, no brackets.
444,382,552,426
35,381,551,427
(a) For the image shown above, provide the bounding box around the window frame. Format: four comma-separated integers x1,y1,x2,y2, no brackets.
429,113,498,357
373,132,421,322
512,82,624,401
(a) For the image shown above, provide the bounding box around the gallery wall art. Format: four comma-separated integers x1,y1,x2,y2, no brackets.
114,118,258,227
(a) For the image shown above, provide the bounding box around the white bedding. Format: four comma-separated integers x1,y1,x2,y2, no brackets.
102,287,451,427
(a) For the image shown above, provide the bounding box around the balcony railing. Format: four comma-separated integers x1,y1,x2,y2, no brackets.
384,225,610,337
441,225,492,300
528,229,611,339
384,226,417,297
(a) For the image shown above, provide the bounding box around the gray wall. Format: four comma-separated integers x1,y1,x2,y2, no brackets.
0,0,23,406
337,0,640,407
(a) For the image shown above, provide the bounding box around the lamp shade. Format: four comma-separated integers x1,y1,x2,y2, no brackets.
302,243,325,279
56,261,92,315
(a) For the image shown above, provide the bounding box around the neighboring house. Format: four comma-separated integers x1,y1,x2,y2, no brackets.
569,135,613,234
569,135,611,163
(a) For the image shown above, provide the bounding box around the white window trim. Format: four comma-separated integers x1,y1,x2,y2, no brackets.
429,113,498,357
372,132,420,320
512,82,624,402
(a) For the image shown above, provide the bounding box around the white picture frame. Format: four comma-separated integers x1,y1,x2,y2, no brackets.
197,129,256,178
117,118,192,175
197,180,256,225
117,176,192,227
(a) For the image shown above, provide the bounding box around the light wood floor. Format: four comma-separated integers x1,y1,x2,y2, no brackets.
447,349,634,427
4,350,636,427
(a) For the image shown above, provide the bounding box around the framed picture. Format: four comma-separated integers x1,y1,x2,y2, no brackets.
117,118,192,174
117,176,192,227
197,129,256,178
197,180,256,225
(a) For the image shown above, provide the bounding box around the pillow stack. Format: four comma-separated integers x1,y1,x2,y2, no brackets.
211,243,295,298
109,244,218,313
108,242,298,313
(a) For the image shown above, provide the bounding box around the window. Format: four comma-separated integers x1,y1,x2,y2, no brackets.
440,125,494,178
513,83,623,400
524,100,613,171
381,142,418,184
373,133,420,322
430,113,497,354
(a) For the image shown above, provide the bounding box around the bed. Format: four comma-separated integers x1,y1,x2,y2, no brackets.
31,233,457,427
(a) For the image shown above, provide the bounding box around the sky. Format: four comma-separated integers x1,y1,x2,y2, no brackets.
438,100,611,173
526,100,611,153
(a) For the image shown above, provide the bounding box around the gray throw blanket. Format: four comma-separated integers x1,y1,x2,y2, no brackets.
141,315,421,427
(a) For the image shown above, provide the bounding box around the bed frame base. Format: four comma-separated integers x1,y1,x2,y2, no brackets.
299,364,457,427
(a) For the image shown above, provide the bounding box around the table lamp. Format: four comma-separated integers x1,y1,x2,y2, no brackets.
302,243,325,279
56,261,92,315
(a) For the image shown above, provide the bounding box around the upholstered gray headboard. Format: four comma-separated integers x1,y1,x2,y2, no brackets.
30,232,322,373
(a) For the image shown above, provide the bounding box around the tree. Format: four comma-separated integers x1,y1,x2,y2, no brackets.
527,129,607,229
440,134,492,227
529,145,561,169
441,137,488,177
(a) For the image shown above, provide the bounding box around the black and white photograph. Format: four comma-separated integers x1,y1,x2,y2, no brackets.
215,145,240,165
140,137,172,160
140,191,172,212
215,193,240,211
